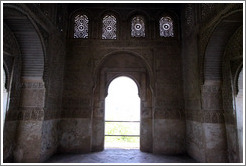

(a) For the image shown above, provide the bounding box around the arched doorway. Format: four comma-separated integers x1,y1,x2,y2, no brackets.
3,67,9,124
104,76,140,149
92,52,153,153
3,5,46,162
235,67,243,162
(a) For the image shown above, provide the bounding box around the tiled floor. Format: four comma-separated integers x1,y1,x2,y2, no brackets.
45,148,198,163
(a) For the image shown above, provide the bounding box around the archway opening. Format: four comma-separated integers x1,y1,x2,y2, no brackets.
235,67,243,162
3,67,9,124
104,76,140,149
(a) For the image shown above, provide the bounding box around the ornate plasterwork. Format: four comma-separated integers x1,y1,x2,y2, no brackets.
159,16,174,37
102,15,117,39
131,16,145,37
74,14,89,38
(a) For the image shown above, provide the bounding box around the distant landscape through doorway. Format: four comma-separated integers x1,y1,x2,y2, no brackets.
104,76,140,149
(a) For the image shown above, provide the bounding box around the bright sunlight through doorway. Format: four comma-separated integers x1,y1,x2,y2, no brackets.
105,76,140,149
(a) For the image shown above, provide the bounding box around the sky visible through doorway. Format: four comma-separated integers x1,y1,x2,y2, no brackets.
105,76,140,149
105,76,140,121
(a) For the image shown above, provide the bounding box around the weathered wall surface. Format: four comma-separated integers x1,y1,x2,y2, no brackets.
182,3,243,163
181,4,205,162
235,69,243,162
222,26,243,163
3,21,22,162
37,4,67,162
40,31,66,161
59,39,94,153
153,43,185,154
3,3,243,163
61,5,185,154
3,4,66,162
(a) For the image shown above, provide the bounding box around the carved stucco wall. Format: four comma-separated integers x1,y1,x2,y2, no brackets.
3,4,66,163
182,4,205,162
60,5,185,155
2,3,243,163
40,32,66,162
3,21,22,163
222,26,243,163
182,3,242,163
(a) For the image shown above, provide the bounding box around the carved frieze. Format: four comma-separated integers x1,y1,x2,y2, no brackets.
201,84,222,110
201,4,216,22
61,108,91,119
199,4,243,84
154,108,184,120
186,109,225,123
69,39,179,48
22,81,45,89
186,121,203,148
185,4,194,26
17,107,44,121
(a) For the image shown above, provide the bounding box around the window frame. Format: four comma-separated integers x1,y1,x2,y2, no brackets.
102,14,118,40
73,14,89,39
131,15,146,38
159,16,175,38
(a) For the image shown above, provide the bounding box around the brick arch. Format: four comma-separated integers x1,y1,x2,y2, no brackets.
203,10,242,83
3,5,45,79
92,51,154,153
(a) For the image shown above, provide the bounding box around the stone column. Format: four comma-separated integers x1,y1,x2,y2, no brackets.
139,72,153,152
91,71,105,151
201,82,228,162
14,79,45,162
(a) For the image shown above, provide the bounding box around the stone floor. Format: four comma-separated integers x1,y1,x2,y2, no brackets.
45,148,198,163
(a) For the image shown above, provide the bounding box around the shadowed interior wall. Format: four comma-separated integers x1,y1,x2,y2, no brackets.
3,4,67,162
60,4,185,154
182,3,243,163
2,3,243,163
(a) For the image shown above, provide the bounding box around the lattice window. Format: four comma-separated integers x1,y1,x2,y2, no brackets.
102,15,117,39
160,16,174,37
74,14,89,38
131,16,145,37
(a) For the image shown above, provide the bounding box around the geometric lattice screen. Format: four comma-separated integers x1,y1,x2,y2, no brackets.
102,15,117,39
74,14,89,38
131,16,145,37
159,16,174,37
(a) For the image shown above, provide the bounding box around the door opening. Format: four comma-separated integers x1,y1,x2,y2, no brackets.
104,76,140,149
